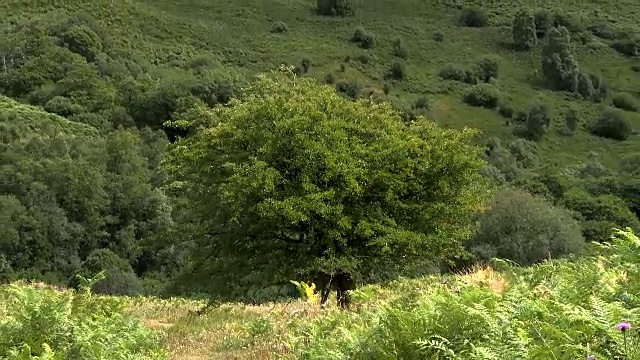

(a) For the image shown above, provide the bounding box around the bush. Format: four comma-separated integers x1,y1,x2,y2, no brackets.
352,27,376,49
468,188,584,265
335,79,363,99
433,30,445,42
44,96,85,117
611,37,639,56
412,96,430,110
301,57,312,73
317,0,354,16
459,7,488,27
512,9,537,50
474,55,500,82
541,26,580,93
561,188,640,241
590,109,632,141
386,60,406,81
71,249,142,296
324,73,337,85
498,101,514,118
508,138,539,168
382,82,392,95
553,13,585,34
524,103,552,141
439,64,466,81
612,93,639,112
392,37,408,59
0,283,167,359
463,84,501,108
588,22,618,40
565,106,580,133
533,9,553,38
271,21,288,33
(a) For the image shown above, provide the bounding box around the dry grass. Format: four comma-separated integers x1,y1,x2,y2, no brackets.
126,297,326,360
458,265,509,294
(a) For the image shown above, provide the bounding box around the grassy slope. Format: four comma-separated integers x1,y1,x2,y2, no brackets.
0,95,99,138
2,0,638,168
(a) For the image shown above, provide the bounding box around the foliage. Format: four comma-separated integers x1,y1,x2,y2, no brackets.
512,10,537,50
523,102,553,141
433,30,445,42
612,93,639,112
590,108,633,141
271,21,288,34
474,55,500,82
0,281,167,359
164,72,488,302
467,188,584,266
459,8,488,28
564,106,580,133
533,9,553,38
464,83,501,108
392,37,408,59
351,27,376,49
611,38,639,57
317,0,355,17
386,60,406,81
287,229,640,359
541,26,580,93
439,64,475,83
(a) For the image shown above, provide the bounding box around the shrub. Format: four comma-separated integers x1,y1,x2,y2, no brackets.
632,65,640,73
463,84,501,108
620,153,640,176
565,106,580,133
468,188,584,266
382,82,391,95
352,27,376,49
611,38,639,56
577,71,595,99
561,188,640,241
412,96,430,110
355,54,370,64
71,248,142,296
325,72,337,84
508,138,539,168
271,21,288,33
612,93,639,112
524,103,552,141
553,13,585,34
512,9,537,50
439,64,467,81
44,96,85,117
317,0,354,16
392,37,408,59
386,60,406,81
533,9,553,38
459,7,488,27
0,283,167,359
588,22,618,40
433,30,445,42
590,73,608,103
498,101,514,118
57,25,103,62
474,55,500,82
541,26,580,93
301,57,312,73
335,79,363,99
590,109,632,140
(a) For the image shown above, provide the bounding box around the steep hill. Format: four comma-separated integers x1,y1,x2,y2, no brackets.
2,0,638,167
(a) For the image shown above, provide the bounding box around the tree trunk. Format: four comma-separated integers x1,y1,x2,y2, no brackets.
335,272,354,309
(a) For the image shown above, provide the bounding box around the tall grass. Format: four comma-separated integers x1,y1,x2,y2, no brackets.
287,228,640,359
0,276,167,359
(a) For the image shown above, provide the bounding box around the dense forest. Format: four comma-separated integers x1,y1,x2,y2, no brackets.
0,0,639,306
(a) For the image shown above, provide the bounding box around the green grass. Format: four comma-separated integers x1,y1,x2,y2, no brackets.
0,96,99,138
2,0,638,168
6,228,639,359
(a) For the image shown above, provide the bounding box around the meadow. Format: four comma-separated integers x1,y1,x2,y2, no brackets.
3,228,640,359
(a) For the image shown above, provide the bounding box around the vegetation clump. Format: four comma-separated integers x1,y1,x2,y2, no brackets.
464,83,501,108
351,26,376,49
590,109,633,140
459,7,488,28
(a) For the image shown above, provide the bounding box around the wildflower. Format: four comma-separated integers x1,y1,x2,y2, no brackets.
617,322,632,332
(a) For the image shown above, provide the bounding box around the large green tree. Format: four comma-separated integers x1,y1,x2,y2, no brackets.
165,71,489,307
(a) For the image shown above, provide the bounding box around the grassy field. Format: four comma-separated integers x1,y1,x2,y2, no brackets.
4,228,640,359
2,0,638,168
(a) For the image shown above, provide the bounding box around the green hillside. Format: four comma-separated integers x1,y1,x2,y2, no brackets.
2,0,638,166
1,95,98,137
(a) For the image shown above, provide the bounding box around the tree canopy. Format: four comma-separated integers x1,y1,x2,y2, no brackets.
165,71,489,305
